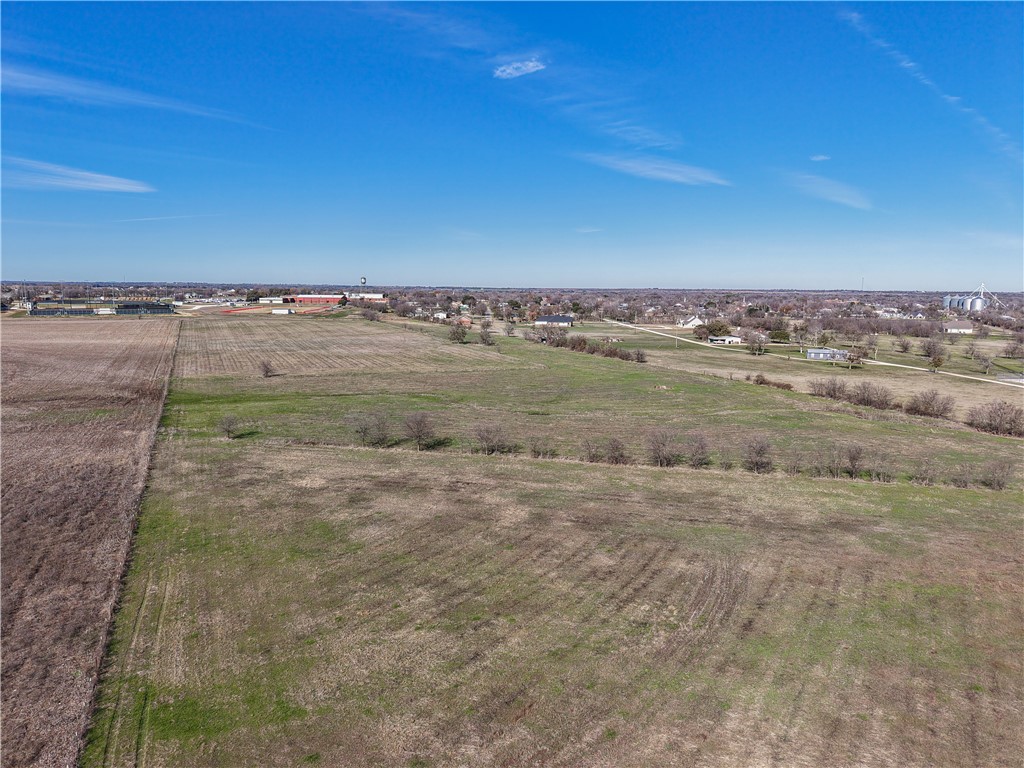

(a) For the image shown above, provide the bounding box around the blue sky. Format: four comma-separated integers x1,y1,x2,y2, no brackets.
2,2,1021,290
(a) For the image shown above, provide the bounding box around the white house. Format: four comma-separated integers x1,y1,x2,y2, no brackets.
676,315,705,329
806,347,849,361
271,308,295,315
942,321,974,335
708,335,743,345
534,314,574,327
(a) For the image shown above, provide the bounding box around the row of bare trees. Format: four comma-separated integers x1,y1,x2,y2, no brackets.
807,375,1023,434
521,329,648,362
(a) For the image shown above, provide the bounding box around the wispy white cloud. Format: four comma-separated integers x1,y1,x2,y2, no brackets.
787,172,870,210
3,157,154,192
2,65,240,122
841,10,1022,163
114,214,222,223
810,154,831,162
582,154,730,186
493,59,546,80
602,120,680,150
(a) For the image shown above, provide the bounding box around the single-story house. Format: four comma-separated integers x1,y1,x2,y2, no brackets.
942,321,974,334
676,315,705,329
708,335,743,345
455,316,473,327
806,347,849,361
534,314,574,327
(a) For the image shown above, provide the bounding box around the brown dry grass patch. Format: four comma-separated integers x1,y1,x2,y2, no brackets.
1,318,179,767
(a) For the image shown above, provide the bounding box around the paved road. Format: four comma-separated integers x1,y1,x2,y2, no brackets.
602,319,1024,391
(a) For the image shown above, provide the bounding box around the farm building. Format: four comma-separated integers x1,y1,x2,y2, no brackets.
534,314,574,327
708,335,743,345
942,321,974,334
271,308,295,315
259,296,288,304
806,348,849,361
346,292,387,303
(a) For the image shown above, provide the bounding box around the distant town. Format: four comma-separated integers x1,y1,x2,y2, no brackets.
5,281,1021,333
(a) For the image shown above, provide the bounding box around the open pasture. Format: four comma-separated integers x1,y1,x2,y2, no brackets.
568,322,1024,420
1,318,179,768
84,313,1023,767
85,441,1022,767
163,316,1020,484
172,316,530,378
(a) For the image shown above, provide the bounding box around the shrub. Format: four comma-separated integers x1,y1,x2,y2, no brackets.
353,411,390,447
753,373,794,391
448,325,468,343
966,401,1024,437
808,377,847,400
258,360,276,378
360,308,381,321
632,349,647,363
402,412,435,450
604,438,631,465
979,460,1013,490
848,381,895,409
478,328,495,346
646,430,679,467
581,438,605,463
815,445,845,479
911,459,938,486
845,443,866,477
950,464,973,489
218,414,242,439
742,436,773,474
527,436,556,459
474,424,514,455
684,432,712,469
904,389,955,419
895,337,912,353
717,451,735,471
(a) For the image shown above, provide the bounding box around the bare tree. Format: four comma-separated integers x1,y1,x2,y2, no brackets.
742,436,773,474
966,401,1024,437
895,336,912,353
474,423,514,454
744,330,767,356
503,322,517,337
929,352,945,372
403,412,435,450
979,460,1014,490
845,443,866,477
258,360,276,378
977,355,994,375
964,339,979,359
218,414,242,439
360,308,382,321
904,389,955,419
646,429,679,467
527,436,556,458
353,411,391,447
604,437,631,465
684,432,712,468
478,328,495,346
920,337,944,358
581,438,605,463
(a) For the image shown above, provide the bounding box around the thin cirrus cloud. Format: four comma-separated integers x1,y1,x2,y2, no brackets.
2,64,241,122
787,172,870,210
841,11,1022,164
3,157,154,192
810,154,831,162
493,59,546,79
582,153,730,186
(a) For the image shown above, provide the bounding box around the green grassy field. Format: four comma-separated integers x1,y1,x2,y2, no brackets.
84,315,1023,767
